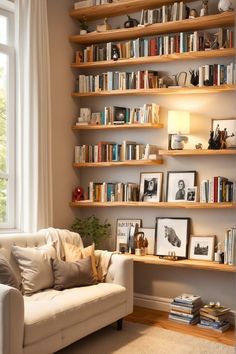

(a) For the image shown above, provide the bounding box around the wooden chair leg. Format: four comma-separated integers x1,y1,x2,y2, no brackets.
117,319,123,330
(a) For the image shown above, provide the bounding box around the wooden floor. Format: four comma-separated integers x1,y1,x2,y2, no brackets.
125,306,236,347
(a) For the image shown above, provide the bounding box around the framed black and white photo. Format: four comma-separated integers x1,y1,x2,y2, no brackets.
212,118,236,149
166,171,196,202
139,172,163,202
186,187,197,202
138,227,155,255
188,235,215,261
154,217,190,258
116,219,142,251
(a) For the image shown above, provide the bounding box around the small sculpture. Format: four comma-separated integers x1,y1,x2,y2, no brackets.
112,45,120,61
218,0,233,12
72,186,85,202
124,15,139,28
195,143,203,150
189,9,198,18
200,0,208,16
189,69,199,86
96,18,111,32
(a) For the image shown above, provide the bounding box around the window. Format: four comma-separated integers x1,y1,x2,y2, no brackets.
0,1,15,229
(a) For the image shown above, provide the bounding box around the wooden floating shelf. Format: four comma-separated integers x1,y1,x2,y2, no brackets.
69,12,235,44
73,159,163,168
70,0,196,21
126,254,236,273
71,49,236,70
159,149,236,156
72,123,163,130
70,201,236,209
72,85,236,97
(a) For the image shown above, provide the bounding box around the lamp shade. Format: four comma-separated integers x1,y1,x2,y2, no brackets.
168,110,190,134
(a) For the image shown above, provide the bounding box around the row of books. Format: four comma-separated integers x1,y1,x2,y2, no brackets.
197,304,231,332
200,177,235,203
73,0,112,9
79,28,233,63
88,182,139,202
198,63,235,87
169,293,202,325
76,104,160,126
224,228,236,265
74,142,158,163
139,2,187,25
74,70,159,93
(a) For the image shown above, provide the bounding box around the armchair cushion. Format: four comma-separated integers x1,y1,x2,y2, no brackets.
0,253,20,289
12,242,57,295
51,256,97,290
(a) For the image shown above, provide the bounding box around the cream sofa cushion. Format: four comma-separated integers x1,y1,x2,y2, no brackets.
12,243,56,295
63,243,98,280
23,283,126,346
0,253,20,289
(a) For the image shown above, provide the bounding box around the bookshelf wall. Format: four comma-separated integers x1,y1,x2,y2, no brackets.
67,0,236,308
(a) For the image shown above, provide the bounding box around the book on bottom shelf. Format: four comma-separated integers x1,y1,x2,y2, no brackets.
173,293,202,305
168,313,200,325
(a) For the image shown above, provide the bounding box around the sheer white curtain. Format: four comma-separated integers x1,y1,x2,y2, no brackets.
15,0,53,232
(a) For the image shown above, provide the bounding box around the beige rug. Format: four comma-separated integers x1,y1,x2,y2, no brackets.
57,321,235,354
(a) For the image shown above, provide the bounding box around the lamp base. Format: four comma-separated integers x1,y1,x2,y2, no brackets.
170,134,188,150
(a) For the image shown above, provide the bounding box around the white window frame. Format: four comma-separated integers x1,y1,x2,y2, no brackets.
0,1,16,230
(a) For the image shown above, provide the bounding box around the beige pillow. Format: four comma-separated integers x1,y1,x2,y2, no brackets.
12,243,56,295
0,253,20,290
51,256,97,290
63,243,98,280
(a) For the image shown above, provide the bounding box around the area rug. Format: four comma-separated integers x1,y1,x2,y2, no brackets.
57,321,235,354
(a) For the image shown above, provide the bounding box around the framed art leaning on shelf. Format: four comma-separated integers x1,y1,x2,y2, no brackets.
155,217,190,258
166,171,196,202
139,172,163,202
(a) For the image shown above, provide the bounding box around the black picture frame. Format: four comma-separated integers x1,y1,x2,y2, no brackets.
166,171,197,202
154,217,190,258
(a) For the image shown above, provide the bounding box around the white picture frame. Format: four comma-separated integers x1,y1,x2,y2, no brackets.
139,172,163,202
116,219,142,252
188,235,215,261
139,227,155,255
166,171,196,202
185,187,197,202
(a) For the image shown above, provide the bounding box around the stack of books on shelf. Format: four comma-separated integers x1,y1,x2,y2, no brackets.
88,181,139,202
200,176,235,203
224,227,236,265
198,62,235,87
169,293,202,325
197,304,231,332
139,2,187,25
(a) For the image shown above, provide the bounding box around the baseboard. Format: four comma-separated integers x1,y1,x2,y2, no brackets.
134,293,171,312
134,293,236,324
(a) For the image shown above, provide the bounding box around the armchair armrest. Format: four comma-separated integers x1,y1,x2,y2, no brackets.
105,254,133,314
0,284,24,354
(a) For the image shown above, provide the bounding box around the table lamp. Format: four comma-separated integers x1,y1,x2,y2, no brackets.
168,110,190,150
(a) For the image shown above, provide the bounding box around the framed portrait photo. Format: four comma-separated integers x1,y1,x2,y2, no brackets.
166,171,196,202
154,217,190,258
139,172,163,202
116,219,142,251
186,187,197,202
188,235,215,261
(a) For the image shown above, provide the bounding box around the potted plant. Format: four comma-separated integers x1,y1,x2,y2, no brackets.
71,215,111,248
79,16,89,35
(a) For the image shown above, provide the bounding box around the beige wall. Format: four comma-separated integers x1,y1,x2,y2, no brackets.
47,1,236,309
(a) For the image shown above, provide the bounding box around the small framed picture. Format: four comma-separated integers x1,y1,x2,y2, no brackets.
166,171,196,202
211,118,236,149
188,235,215,261
186,187,197,202
91,112,101,125
139,172,163,202
139,227,155,255
116,219,142,251
154,217,190,258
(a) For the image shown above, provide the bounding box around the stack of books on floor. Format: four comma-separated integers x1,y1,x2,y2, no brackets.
197,305,231,332
169,293,202,325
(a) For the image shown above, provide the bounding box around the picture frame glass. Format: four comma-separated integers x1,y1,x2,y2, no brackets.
189,235,215,261
139,172,163,202
167,171,196,202
116,219,141,251
155,217,189,258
